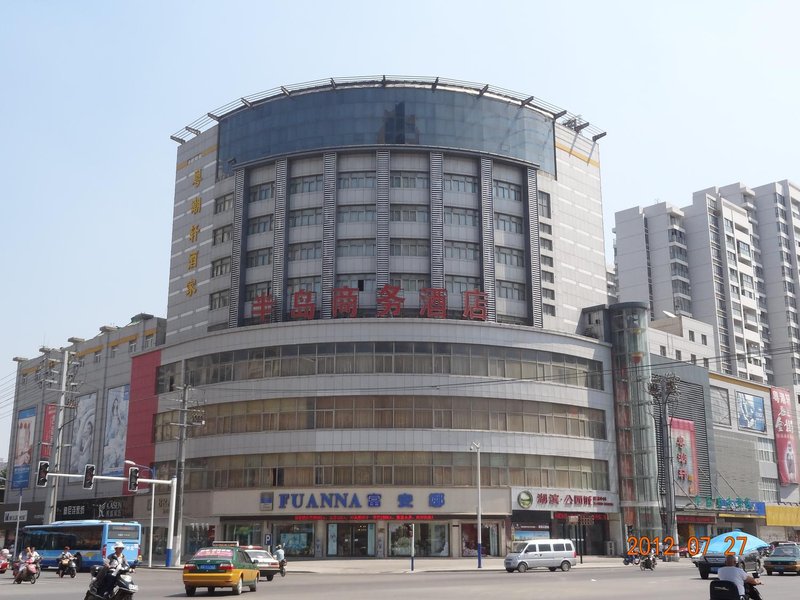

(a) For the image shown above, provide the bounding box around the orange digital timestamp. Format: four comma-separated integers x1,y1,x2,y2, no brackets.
627,535,749,557
626,536,677,556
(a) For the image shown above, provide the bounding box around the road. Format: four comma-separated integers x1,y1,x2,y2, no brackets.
2,563,798,599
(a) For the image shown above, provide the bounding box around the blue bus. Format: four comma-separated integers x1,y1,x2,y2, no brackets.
20,520,141,570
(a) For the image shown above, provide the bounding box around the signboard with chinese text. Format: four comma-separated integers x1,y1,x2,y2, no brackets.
670,417,699,496
40,403,57,460
770,387,798,485
511,487,618,513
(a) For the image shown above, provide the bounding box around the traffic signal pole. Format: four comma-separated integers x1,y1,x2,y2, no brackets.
44,347,70,524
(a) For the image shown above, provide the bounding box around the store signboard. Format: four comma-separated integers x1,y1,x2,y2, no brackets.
511,487,618,513
770,387,798,485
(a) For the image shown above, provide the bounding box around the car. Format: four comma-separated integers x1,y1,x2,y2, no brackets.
693,546,766,579
763,544,800,576
182,545,259,596
242,547,280,581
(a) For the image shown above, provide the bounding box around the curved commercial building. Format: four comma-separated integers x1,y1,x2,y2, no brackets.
130,76,616,560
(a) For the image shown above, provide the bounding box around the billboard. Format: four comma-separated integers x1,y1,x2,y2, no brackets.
69,393,96,473
770,387,798,485
102,385,130,476
669,417,699,496
736,391,766,432
11,407,37,489
40,403,58,460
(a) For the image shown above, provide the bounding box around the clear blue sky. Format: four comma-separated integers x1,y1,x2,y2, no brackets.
1,0,798,456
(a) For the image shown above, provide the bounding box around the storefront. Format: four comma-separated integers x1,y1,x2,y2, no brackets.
511,487,619,555
1,501,44,552
763,505,800,543
715,500,767,536
676,513,715,542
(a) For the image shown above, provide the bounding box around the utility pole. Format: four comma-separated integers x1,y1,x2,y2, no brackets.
174,384,189,566
648,373,680,561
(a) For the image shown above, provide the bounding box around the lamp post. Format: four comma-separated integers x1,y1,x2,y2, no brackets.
470,441,482,568
125,460,155,568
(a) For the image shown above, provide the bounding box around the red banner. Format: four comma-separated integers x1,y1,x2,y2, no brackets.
770,387,798,485
40,403,57,459
669,417,699,496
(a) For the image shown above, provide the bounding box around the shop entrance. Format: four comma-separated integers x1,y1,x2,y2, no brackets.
327,523,375,557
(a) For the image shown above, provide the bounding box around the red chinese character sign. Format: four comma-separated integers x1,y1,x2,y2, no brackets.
419,288,447,319
332,287,359,318
462,290,488,321
377,284,404,317
770,387,798,485
252,293,275,323
669,417,698,496
290,290,316,320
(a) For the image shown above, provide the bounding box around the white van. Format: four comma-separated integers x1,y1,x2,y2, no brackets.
504,539,577,573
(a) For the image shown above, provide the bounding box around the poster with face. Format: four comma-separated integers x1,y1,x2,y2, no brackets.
736,391,766,432
102,385,130,476
69,393,97,473
770,387,798,485
11,407,37,489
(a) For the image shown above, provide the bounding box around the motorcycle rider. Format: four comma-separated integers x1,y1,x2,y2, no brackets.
95,542,129,598
718,554,763,600
15,546,39,582
274,544,286,573
58,546,75,575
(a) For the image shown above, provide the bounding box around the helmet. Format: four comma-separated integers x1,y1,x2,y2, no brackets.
276,544,282,549
64,546,70,551
114,542,125,550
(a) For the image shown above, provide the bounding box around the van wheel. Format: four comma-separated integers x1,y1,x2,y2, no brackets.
560,561,571,572
505,568,515,573
517,563,528,573
699,568,710,580
548,567,557,572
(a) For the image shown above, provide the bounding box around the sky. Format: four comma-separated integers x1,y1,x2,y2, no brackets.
1,0,798,458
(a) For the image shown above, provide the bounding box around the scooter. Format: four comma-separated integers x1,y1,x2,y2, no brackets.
622,554,641,565
709,572,764,600
84,564,138,600
57,556,77,578
640,553,657,571
279,558,287,577
13,558,40,584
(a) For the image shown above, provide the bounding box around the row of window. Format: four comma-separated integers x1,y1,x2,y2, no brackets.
155,396,606,442
154,451,610,491
157,342,604,393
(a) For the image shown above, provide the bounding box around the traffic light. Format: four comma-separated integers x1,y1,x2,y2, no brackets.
83,464,96,489
36,461,50,487
127,467,139,492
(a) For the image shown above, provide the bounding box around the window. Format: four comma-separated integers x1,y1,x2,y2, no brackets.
336,239,376,257
497,280,525,301
288,208,323,227
445,241,480,261
391,205,429,222
542,271,554,284
688,330,695,342
144,335,155,350
701,334,708,346
675,350,682,361
443,174,478,193
336,275,375,292
390,274,430,292
210,290,230,310
249,182,275,203
246,248,272,268
94,350,102,363
247,215,274,235
286,276,322,300
245,282,271,301
542,288,555,300
337,171,376,189
214,194,233,214
390,239,430,257
338,205,376,222
757,438,775,462
493,180,522,201
444,207,478,226
288,174,324,194
496,246,525,267
759,477,779,503
543,304,556,316
660,346,667,356
212,225,232,246
390,171,429,189
288,242,322,261
541,255,554,267
538,191,551,218
495,213,523,233
128,340,137,354
710,387,731,425
540,223,552,235
445,275,481,297
540,238,553,251
110,346,117,358
211,257,231,277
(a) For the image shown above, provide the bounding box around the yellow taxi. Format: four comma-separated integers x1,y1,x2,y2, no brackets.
182,542,259,596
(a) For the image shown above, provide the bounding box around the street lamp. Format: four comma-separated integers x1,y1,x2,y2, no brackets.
470,441,482,569
125,460,155,568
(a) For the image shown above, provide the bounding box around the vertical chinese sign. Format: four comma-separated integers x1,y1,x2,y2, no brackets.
40,403,58,460
770,387,798,485
186,169,203,299
669,417,698,496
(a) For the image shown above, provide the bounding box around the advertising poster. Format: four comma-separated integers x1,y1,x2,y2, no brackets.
736,391,766,432
669,417,699,496
11,407,37,489
770,387,798,485
102,385,130,476
40,403,58,460
69,392,96,473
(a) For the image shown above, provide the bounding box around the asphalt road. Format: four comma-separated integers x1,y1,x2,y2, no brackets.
2,564,799,600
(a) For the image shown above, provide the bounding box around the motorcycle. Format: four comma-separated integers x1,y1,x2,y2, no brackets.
0,555,9,574
84,564,138,600
58,556,77,578
640,553,657,571
13,558,40,584
622,554,641,565
279,558,287,577
709,572,764,600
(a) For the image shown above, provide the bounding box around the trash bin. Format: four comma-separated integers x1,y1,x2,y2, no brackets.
605,540,616,556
